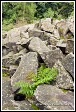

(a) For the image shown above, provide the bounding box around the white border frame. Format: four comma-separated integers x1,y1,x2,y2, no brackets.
1,1,75,111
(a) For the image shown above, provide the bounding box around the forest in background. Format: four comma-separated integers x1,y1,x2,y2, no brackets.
2,2,74,31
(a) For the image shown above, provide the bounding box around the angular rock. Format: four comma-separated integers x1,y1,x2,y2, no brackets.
62,53,74,78
43,48,64,68
2,52,15,68
29,37,50,57
65,39,74,54
56,21,69,37
9,65,18,77
28,28,44,38
11,52,38,91
2,77,32,110
53,29,60,39
8,28,21,43
38,18,55,33
49,36,58,46
2,37,9,46
34,84,74,110
67,16,74,35
54,60,73,89
56,39,66,48
48,45,57,50
20,32,29,39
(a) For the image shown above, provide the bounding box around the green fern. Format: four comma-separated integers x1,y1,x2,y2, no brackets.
15,65,58,98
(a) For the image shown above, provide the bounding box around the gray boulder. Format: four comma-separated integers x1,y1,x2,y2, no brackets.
62,53,74,78
28,28,44,38
9,65,18,77
65,39,74,54
56,21,69,37
29,37,50,53
20,32,29,39
38,18,55,33
54,60,73,89
43,48,64,68
34,84,74,110
48,45,57,50
49,36,58,46
11,52,38,91
8,28,21,43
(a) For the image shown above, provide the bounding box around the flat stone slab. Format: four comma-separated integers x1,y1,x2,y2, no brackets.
34,84,74,110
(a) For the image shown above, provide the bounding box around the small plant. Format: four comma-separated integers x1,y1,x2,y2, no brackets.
15,64,58,98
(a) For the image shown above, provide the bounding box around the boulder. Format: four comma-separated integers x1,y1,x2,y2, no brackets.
56,39,67,54
53,29,60,39
29,37,50,61
48,45,57,50
62,53,74,78
54,60,73,89
56,21,69,37
38,18,55,33
11,52,38,91
49,36,58,46
20,32,29,39
67,16,74,35
65,39,74,54
9,65,18,77
34,84,74,110
43,48,64,68
2,52,15,68
28,28,44,38
56,39,66,48
8,28,21,43
2,77,32,110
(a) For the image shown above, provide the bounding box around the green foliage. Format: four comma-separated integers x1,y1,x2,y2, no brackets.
31,104,39,110
43,8,54,18
15,64,58,98
2,2,74,30
61,88,68,92
2,73,9,77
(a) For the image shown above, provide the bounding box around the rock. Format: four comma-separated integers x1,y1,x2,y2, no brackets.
28,28,44,38
56,39,67,54
2,49,27,68
2,31,8,39
2,37,9,46
38,18,55,33
65,39,74,54
43,48,64,68
2,46,9,56
56,39,66,48
2,52,15,68
21,37,33,46
62,53,74,78
2,77,32,110
48,45,57,50
54,60,73,89
9,65,18,77
11,52,38,91
67,16,74,35
49,36,58,46
53,29,60,39
34,84,74,110
8,28,21,43
29,37,50,59
56,21,69,37
20,32,29,39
